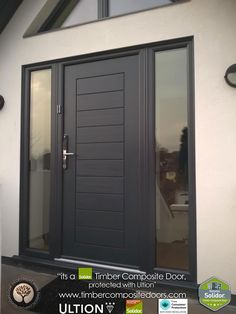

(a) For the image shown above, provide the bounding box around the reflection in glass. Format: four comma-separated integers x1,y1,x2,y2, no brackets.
109,0,172,16
29,69,51,250
62,0,98,27
155,48,189,270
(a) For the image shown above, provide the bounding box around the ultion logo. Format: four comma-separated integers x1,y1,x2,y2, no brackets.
126,300,143,314
105,302,115,313
8,279,40,309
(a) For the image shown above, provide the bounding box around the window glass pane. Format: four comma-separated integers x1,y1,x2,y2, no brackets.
62,0,98,27
29,69,51,251
109,0,172,16
155,48,189,270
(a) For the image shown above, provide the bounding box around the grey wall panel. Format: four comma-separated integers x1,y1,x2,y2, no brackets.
76,227,124,248
76,193,124,211
77,73,124,94
77,143,123,160
77,91,123,111
77,160,124,176
77,108,124,127
76,177,123,194
76,210,123,230
77,125,124,143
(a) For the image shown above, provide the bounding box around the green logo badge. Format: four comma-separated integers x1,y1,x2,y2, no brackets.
199,277,231,311
78,268,93,280
126,300,143,314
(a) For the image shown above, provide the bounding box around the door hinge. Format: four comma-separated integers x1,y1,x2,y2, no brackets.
57,104,63,114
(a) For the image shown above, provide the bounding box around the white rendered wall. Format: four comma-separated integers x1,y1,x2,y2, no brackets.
0,0,236,293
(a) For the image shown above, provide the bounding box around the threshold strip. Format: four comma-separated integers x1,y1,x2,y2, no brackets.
54,258,145,274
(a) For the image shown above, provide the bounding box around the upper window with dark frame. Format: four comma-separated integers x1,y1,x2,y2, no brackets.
40,0,98,32
25,0,183,36
109,0,174,17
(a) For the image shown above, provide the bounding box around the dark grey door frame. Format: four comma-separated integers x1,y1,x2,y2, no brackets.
20,37,196,282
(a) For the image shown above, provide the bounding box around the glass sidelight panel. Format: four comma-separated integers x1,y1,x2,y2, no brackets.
28,69,51,250
155,48,189,270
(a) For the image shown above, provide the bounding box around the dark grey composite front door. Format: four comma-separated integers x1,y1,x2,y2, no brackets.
62,54,141,268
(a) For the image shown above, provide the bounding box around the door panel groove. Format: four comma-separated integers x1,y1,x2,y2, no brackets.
76,72,124,81
77,192,123,196
75,208,124,213
77,123,124,129
76,207,124,212
76,226,124,232
76,174,124,178
77,158,123,160
76,141,123,145
77,106,124,113
75,242,124,250
77,89,124,96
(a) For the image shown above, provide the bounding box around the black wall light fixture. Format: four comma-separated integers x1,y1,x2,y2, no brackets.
225,64,236,87
0,95,5,110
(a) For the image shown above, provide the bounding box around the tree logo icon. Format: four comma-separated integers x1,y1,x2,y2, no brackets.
8,279,40,309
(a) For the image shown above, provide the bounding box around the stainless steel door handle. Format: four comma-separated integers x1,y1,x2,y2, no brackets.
63,151,74,156
63,149,75,169
63,135,74,170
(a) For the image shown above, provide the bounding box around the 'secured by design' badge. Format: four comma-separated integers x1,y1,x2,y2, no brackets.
8,278,40,310
199,277,231,311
